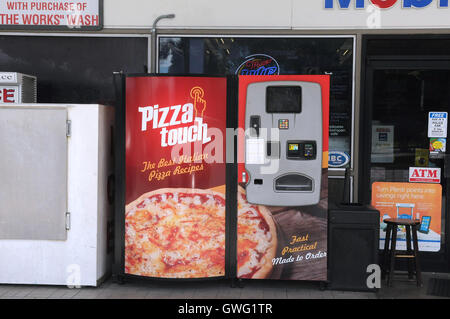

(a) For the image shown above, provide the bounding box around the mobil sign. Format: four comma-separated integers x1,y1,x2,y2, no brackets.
325,0,449,8
409,167,441,183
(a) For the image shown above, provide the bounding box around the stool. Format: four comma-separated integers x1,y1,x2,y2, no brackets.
382,218,422,287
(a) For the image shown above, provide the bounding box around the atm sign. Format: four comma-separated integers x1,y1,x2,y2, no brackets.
0,86,18,104
409,167,441,183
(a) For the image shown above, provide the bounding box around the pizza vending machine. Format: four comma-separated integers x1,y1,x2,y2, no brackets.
114,74,329,283
236,75,330,281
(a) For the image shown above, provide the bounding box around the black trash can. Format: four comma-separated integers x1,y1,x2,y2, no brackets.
328,203,380,291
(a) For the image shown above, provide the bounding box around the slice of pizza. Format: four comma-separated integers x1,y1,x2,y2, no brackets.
237,186,277,279
125,188,226,278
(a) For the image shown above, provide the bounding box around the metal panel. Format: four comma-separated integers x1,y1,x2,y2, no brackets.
244,81,323,206
0,107,68,240
0,35,149,105
156,34,357,203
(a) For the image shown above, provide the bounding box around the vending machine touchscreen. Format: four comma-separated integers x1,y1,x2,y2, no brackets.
244,81,323,206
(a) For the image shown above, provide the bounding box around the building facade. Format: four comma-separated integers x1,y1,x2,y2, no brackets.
1,0,449,272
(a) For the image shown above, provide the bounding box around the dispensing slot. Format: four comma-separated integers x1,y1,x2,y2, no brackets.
275,174,313,192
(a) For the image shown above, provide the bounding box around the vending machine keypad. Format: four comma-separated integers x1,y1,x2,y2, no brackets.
278,119,289,130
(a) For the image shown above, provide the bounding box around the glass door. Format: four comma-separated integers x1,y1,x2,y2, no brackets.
363,59,450,272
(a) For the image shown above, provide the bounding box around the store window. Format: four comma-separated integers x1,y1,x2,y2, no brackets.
158,36,354,166
361,37,450,265
0,36,149,105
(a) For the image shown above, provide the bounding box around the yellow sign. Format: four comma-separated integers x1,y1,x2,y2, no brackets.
289,144,299,151
415,148,429,167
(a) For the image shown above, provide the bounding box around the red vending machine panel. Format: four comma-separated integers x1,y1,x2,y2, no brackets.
125,76,228,279
236,75,330,281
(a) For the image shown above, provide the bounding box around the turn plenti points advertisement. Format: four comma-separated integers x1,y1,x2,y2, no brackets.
372,182,442,252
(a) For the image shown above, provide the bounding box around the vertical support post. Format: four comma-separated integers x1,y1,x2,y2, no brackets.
388,225,397,287
412,225,422,287
151,14,176,73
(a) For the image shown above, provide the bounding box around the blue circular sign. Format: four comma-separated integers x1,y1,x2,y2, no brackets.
328,151,350,168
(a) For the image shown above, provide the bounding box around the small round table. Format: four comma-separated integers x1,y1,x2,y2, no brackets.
382,218,422,287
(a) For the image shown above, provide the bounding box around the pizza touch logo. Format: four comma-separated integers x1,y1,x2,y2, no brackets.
139,86,211,148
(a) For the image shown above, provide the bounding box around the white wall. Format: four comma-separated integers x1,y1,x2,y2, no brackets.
103,0,450,30
103,0,293,29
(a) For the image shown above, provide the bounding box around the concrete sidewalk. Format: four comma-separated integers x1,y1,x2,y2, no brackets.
0,272,448,299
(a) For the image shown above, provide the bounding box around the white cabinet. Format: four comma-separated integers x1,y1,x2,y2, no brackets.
0,104,114,286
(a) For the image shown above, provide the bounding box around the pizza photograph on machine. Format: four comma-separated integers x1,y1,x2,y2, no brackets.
124,75,229,280
125,186,279,280
236,186,277,279
125,188,227,278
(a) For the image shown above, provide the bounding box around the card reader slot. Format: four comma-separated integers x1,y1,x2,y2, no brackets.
267,141,280,159
275,174,313,192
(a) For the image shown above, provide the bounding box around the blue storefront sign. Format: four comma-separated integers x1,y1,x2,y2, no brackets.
328,151,350,168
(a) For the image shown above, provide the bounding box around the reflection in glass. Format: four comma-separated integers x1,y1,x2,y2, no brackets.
370,69,450,186
159,37,354,164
